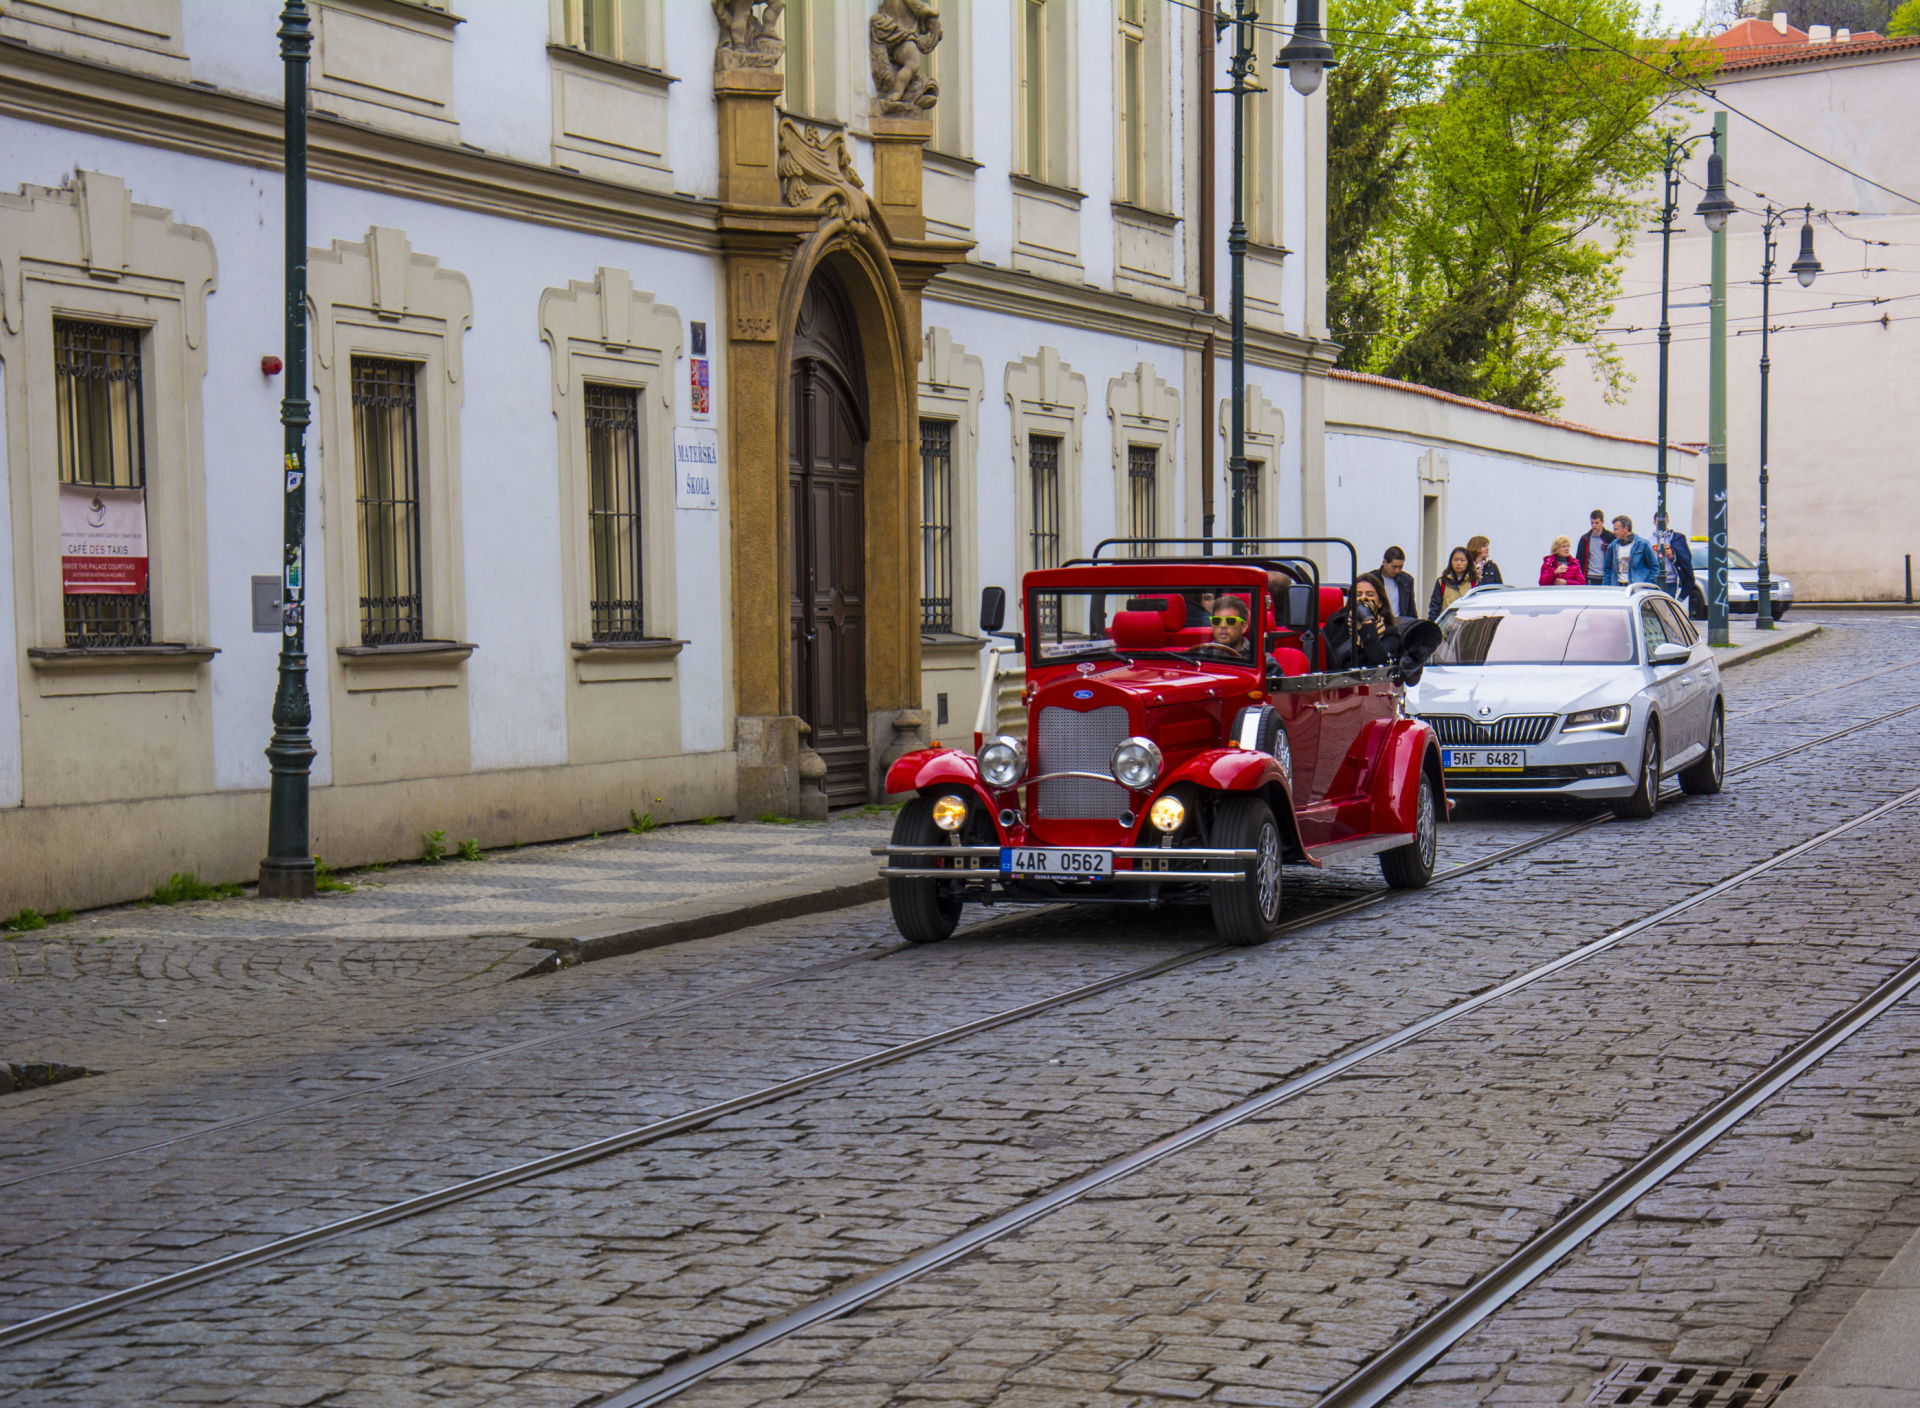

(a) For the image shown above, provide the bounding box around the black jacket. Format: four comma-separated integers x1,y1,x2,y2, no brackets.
1326,604,1401,670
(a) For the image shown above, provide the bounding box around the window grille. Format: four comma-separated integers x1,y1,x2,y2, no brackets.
1237,458,1264,554
55,319,151,647
1128,444,1158,551
351,357,425,645
919,419,955,633
1117,0,1145,204
1029,433,1062,633
585,383,646,640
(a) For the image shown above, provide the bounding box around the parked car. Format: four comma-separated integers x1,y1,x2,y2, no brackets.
876,539,1448,947
1686,538,1793,619
1407,583,1724,818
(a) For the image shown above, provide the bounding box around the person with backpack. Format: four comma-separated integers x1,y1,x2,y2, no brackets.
1429,546,1477,619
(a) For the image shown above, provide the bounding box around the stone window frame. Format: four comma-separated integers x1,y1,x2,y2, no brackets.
309,226,473,691
1109,361,1181,549
537,266,684,683
779,0,862,126
0,0,189,82
1005,346,1086,582
923,0,971,158
1,171,218,696
917,327,984,639
1016,0,1077,188
1243,5,1286,249
545,0,674,188
1218,386,1285,540
551,0,661,65
1112,0,1171,214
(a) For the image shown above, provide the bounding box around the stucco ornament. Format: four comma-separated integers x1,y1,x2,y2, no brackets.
868,0,941,115
713,0,784,70
777,119,871,224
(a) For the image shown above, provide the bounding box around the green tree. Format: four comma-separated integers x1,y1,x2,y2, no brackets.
1888,0,1920,35
1325,0,1710,412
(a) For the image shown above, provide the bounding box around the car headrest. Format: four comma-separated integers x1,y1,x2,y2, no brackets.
1126,595,1187,631
1111,610,1167,649
1318,585,1347,621
1270,646,1312,678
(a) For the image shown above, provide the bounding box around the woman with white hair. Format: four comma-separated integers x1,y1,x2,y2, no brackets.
1540,534,1587,585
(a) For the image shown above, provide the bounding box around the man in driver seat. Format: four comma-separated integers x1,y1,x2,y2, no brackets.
1192,594,1255,662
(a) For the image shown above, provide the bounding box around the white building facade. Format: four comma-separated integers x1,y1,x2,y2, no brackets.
0,0,1338,913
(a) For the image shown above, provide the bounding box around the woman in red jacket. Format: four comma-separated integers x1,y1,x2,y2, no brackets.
1540,535,1587,585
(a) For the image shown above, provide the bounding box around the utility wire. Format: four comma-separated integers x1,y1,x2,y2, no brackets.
1509,0,1920,209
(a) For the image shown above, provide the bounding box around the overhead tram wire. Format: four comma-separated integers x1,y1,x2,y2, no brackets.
1509,0,1920,211
7,696,1920,1355
1158,0,1599,61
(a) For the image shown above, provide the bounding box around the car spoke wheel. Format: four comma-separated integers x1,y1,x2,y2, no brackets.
1380,770,1438,890
1680,704,1725,795
1209,795,1284,946
1611,724,1661,820
885,795,966,944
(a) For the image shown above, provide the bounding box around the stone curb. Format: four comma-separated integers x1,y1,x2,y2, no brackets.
1774,1220,1920,1405
1714,621,1822,670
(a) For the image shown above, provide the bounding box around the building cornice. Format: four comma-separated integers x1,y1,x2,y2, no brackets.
927,261,1339,377
0,36,720,254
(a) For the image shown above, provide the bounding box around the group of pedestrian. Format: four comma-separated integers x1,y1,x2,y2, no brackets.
1543,509,1694,602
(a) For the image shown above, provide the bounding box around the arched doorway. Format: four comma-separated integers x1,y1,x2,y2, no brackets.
789,265,869,806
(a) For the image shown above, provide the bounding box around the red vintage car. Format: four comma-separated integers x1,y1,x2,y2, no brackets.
877,539,1448,946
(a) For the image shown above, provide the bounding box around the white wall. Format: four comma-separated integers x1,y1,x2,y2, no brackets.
0,359,19,810
1329,372,1696,598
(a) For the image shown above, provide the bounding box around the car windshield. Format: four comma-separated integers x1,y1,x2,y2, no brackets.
1688,542,1755,569
1433,604,1636,666
1026,585,1269,668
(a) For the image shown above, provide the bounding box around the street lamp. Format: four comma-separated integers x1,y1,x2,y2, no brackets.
259,0,317,899
1651,129,1726,594
1753,203,1819,632
1218,0,1336,556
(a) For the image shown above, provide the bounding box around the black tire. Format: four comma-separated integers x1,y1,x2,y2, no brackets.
1689,585,1708,621
1772,603,1791,620
1228,705,1292,787
886,795,964,944
1679,703,1725,795
1208,795,1284,946
1380,768,1438,889
1610,723,1662,820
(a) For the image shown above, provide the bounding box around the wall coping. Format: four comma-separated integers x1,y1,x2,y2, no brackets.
1328,369,1702,457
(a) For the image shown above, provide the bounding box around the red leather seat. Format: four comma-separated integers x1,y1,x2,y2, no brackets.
1126,595,1189,632
1318,585,1347,624
1110,610,1166,649
1270,646,1312,677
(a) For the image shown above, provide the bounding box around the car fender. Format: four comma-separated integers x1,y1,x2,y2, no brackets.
888,746,989,801
1369,718,1449,833
1158,748,1308,862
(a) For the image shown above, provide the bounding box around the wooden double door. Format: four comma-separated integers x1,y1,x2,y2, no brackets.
788,270,869,807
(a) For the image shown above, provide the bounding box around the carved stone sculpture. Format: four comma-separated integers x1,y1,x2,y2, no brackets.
777,119,870,224
868,0,941,115
714,0,785,70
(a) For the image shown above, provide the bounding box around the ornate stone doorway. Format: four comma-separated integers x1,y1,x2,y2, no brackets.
788,266,869,806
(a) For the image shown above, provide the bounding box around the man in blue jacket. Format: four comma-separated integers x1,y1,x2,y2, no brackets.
1649,510,1695,604
1602,514,1661,585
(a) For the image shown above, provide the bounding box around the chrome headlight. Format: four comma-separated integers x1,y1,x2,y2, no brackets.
1110,736,1163,790
1563,704,1631,734
979,735,1027,789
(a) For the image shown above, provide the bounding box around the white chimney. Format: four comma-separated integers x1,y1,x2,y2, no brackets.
1837,26,1851,39
1772,10,1789,31
1809,23,1832,39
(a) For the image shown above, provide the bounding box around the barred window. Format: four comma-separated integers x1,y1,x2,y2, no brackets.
919,419,954,633
55,319,152,647
1029,433,1062,633
585,383,646,641
351,357,425,645
1127,444,1157,552
1238,458,1264,554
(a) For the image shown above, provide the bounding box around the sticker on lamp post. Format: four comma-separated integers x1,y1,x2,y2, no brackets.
673,427,720,510
59,484,148,594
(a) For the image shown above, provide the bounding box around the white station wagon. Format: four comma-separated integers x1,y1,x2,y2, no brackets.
1406,584,1725,817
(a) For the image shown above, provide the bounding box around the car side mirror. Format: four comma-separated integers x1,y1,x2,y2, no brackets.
1651,641,1690,667
979,586,1006,635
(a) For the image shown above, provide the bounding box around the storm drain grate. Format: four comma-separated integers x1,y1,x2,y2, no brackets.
1587,1363,1796,1408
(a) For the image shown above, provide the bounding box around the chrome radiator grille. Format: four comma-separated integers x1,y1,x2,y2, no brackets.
1034,704,1131,819
1420,714,1557,746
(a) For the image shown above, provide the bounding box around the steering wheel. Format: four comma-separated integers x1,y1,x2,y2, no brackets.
1186,643,1247,662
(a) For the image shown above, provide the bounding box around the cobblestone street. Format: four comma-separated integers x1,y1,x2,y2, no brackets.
5,613,1920,1407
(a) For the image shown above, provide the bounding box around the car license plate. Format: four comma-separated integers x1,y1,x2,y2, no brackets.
1442,748,1527,771
1001,847,1113,879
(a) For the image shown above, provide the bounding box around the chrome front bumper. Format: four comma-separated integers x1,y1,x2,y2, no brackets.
872,844,1258,884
